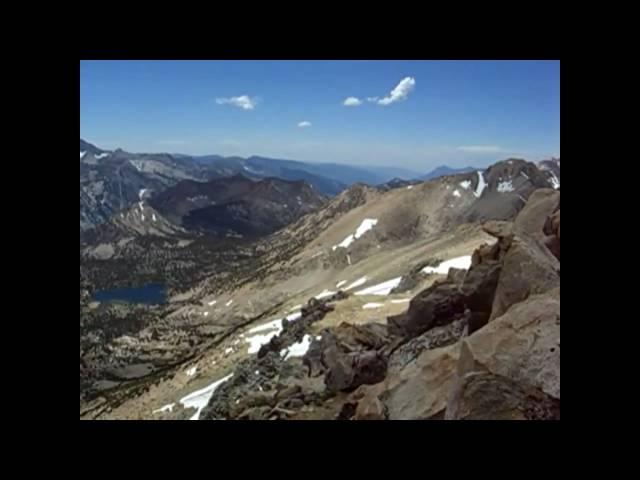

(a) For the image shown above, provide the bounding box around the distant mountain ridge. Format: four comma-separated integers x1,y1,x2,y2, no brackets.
419,165,478,181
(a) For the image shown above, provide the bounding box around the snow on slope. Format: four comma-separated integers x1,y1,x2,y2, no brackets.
355,277,402,296
332,218,378,251
422,255,472,274
474,171,487,198
179,373,233,420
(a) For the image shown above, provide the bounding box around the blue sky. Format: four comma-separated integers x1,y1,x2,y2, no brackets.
80,60,560,171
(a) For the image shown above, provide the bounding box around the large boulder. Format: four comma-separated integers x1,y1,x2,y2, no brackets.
514,188,560,236
444,371,560,420
446,288,560,419
353,343,460,420
332,322,392,352
489,234,559,321
388,281,466,339
543,208,560,260
323,346,387,393
461,260,502,333
302,322,392,393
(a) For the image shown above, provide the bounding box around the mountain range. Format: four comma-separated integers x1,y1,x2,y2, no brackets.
80,139,497,231
81,148,560,421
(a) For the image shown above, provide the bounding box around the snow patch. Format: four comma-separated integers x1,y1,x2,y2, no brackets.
497,181,514,193
422,255,472,275
453,189,461,197
244,312,301,355
225,347,233,355
459,180,472,190
152,403,175,414
179,373,233,420
355,218,378,238
208,300,217,306
138,189,148,201
521,172,530,180
95,152,109,160
355,277,402,296
363,302,384,309
186,366,198,376
245,330,280,354
407,185,413,190
333,234,354,250
248,318,283,334
345,276,367,290
391,298,411,304
80,151,87,159
336,280,347,288
311,251,324,258
315,289,336,300
203,311,209,317
130,160,143,172
333,218,378,250
152,213,157,222
281,335,312,360
141,214,145,221
548,173,560,189
316,335,322,341
225,300,233,307
347,254,352,265
474,171,487,198
289,304,302,312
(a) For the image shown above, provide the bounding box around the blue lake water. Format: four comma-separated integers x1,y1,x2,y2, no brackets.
92,283,167,305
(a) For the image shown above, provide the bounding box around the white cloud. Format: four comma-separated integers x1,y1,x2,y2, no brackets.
367,97,379,102
377,77,416,106
457,145,506,154
343,97,362,107
215,95,258,110
298,121,312,128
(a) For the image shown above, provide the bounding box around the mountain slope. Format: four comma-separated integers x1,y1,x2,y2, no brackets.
80,140,215,231
81,157,560,418
149,174,327,237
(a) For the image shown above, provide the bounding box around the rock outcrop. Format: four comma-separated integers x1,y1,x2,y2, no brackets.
446,288,560,419
341,189,560,421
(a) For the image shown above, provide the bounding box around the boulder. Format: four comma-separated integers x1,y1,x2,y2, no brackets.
446,288,560,419
514,188,560,237
388,317,466,371
543,208,560,260
490,235,559,321
354,343,460,420
323,346,387,393
332,322,392,352
461,260,502,333
388,281,466,339
445,371,560,420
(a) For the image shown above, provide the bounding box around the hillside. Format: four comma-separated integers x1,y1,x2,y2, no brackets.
80,157,560,419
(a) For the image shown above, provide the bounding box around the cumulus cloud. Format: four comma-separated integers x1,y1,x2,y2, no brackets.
366,97,379,102
457,145,506,154
298,121,312,128
343,97,362,107
215,95,258,110
377,77,416,106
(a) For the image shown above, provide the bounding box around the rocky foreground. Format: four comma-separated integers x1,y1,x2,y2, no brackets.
185,188,560,420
